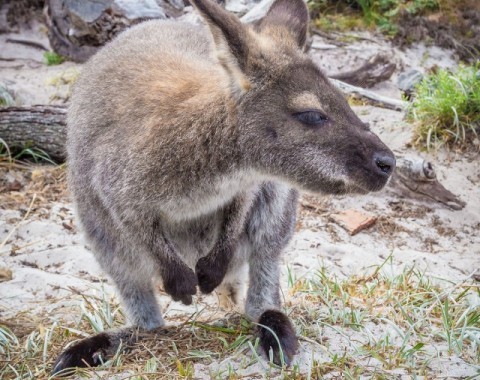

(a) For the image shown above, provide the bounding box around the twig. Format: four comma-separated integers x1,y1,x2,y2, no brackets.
6,38,48,51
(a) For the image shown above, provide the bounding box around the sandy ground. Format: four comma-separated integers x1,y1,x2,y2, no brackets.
1,19,479,379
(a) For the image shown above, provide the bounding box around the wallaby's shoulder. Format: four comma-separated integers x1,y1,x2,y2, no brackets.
69,19,230,134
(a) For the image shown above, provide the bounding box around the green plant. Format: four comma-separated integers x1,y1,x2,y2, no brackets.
0,139,57,164
308,0,440,35
411,64,480,149
43,51,65,66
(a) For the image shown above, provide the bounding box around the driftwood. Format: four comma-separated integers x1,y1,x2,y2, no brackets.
330,54,396,88
389,156,466,210
331,78,406,110
0,105,67,162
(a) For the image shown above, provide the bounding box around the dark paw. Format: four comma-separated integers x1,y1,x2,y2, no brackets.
163,266,197,305
195,255,229,294
257,310,298,366
52,333,111,376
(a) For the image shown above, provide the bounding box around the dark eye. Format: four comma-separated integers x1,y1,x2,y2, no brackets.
293,111,328,126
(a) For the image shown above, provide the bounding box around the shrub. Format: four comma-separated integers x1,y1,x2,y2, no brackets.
411,64,480,149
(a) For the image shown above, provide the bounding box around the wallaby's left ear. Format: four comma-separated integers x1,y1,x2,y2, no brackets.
258,0,309,48
190,0,250,71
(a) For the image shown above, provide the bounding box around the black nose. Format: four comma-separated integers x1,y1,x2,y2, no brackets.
373,153,395,176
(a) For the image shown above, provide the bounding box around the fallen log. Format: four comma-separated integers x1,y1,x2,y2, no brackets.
0,105,67,162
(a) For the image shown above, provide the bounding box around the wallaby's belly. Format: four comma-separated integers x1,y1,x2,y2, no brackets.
163,210,224,269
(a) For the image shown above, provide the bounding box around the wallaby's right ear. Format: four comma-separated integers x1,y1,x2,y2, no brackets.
258,0,309,49
190,0,250,73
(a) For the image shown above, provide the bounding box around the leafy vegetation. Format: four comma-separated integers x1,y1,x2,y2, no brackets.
308,0,440,35
43,51,65,66
410,64,480,149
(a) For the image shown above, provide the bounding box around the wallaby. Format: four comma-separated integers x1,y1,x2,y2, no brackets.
53,0,395,374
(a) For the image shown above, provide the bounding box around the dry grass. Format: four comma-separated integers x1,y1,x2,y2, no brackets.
0,161,68,213
1,255,479,379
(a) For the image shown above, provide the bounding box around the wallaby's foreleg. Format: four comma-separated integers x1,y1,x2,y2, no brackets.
244,183,299,365
196,193,254,294
154,233,198,305
99,204,198,305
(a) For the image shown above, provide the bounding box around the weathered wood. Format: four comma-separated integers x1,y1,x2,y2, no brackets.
330,78,407,111
0,105,67,161
389,156,466,210
330,54,396,88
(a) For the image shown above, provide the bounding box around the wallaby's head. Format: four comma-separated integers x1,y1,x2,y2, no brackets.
191,0,395,195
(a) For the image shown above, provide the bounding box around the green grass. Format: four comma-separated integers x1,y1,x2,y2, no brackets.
410,64,480,149
308,0,440,35
43,51,65,66
1,256,479,379
0,139,56,165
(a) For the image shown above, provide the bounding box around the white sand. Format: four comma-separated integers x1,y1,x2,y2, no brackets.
0,24,479,378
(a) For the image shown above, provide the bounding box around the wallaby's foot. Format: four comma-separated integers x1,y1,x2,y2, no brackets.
195,253,229,294
163,265,198,305
51,332,113,376
257,310,298,366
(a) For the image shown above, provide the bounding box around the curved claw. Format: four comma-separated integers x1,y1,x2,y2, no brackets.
257,310,298,366
52,333,112,376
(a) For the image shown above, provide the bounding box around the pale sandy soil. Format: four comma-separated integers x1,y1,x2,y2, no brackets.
0,21,479,379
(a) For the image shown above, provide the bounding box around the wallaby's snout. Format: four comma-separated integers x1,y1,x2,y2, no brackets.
345,125,396,193
373,152,396,177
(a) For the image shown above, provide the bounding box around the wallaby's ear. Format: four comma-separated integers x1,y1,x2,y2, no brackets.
258,0,309,48
190,0,251,92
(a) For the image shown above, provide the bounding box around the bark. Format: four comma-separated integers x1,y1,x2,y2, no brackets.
0,105,67,162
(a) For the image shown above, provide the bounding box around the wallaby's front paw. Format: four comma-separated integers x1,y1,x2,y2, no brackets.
195,255,228,294
257,310,298,366
163,266,197,305
52,333,112,376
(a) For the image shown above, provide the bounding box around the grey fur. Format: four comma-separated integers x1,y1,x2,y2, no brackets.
57,0,395,371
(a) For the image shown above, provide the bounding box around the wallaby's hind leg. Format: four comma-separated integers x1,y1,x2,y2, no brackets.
51,272,164,375
52,206,165,375
244,183,299,365
52,266,164,375
110,268,165,330
52,328,140,376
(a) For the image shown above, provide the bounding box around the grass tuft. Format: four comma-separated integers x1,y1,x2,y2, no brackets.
43,51,65,66
410,64,480,150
